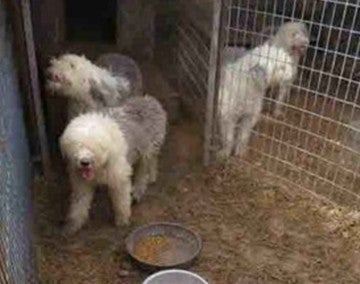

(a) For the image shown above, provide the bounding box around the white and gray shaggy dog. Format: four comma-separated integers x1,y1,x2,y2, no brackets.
60,95,167,235
218,22,309,159
46,53,143,118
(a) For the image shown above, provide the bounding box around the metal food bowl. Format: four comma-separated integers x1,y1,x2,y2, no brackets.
143,269,209,284
125,222,202,271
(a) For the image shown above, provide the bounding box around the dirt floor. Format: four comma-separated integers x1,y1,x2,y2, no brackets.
35,136,360,283
35,61,360,283
35,103,360,284
247,88,360,208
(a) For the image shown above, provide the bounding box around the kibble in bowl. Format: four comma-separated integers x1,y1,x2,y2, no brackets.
125,223,202,270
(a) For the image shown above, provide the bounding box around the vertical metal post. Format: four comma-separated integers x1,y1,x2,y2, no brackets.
20,0,51,178
204,0,223,165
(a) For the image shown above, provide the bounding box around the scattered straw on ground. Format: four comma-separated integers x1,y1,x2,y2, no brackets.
35,157,360,283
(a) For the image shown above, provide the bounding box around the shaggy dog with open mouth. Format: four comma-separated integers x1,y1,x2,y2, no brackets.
218,22,309,159
46,53,143,118
59,95,167,236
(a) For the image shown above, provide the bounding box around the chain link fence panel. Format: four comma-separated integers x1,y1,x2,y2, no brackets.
0,0,37,282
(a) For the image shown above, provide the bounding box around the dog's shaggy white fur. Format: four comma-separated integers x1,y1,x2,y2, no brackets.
222,46,247,64
46,53,143,118
60,95,167,235
218,22,309,158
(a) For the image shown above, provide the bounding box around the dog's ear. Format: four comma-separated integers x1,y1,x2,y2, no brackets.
89,78,107,107
97,144,110,168
49,56,57,65
59,135,68,159
116,77,131,95
59,144,67,159
58,148,66,160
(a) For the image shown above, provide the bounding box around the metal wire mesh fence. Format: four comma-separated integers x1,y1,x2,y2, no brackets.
177,1,212,123
176,0,359,207
214,0,360,207
0,1,37,282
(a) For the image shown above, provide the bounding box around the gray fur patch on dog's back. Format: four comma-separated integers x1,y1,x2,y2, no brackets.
104,96,167,164
90,86,107,107
96,53,143,96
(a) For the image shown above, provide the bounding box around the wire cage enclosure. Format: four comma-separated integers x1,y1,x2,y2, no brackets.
176,1,212,122
177,0,360,208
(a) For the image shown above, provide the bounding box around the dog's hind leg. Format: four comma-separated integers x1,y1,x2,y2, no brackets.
63,176,95,236
148,153,159,183
233,114,258,157
132,156,150,202
108,175,132,226
218,118,236,160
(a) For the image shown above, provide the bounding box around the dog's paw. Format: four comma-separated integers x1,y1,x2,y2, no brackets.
115,207,131,226
132,184,147,202
216,149,231,163
115,216,130,227
233,143,248,157
149,169,158,184
132,191,142,203
61,222,80,238
149,175,157,184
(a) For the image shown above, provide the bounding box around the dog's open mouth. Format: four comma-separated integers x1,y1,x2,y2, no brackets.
292,45,307,57
46,72,64,90
46,81,61,92
80,167,95,181
46,69,62,82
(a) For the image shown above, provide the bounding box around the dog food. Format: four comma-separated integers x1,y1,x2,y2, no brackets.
134,235,172,265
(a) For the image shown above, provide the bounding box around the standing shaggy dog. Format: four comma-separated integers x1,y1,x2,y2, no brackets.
46,53,143,118
60,95,167,235
218,22,309,158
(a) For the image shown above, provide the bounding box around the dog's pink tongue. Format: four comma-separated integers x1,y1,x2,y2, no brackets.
81,168,95,181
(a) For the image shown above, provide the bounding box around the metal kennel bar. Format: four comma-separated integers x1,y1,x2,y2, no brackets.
177,0,225,165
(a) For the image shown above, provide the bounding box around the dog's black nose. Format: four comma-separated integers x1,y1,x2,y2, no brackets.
80,160,90,167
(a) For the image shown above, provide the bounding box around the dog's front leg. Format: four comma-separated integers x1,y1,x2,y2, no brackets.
63,175,95,236
234,113,259,157
133,156,151,202
108,175,132,226
273,84,290,118
217,117,236,160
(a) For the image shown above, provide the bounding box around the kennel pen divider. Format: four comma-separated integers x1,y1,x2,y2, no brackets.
204,0,223,165
178,0,360,208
